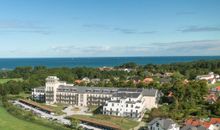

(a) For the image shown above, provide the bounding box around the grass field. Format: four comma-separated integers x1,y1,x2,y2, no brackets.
0,78,23,84
0,105,53,130
73,114,139,130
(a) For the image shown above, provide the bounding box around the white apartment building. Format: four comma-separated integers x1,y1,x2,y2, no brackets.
32,76,161,120
103,88,160,120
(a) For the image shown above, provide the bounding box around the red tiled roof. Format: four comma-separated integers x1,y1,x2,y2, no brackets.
143,78,153,83
191,120,201,126
210,118,220,124
75,80,82,84
202,122,212,128
185,118,220,129
216,86,220,91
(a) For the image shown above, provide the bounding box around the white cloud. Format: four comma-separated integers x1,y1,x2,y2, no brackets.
0,20,51,35
6,39,220,57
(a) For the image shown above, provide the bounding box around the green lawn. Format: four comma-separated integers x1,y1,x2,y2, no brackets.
72,114,139,130
0,105,53,130
0,78,23,84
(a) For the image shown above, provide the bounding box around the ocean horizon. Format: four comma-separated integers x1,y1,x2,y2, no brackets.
1,56,220,69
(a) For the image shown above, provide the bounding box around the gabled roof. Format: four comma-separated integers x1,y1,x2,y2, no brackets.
149,118,178,130
142,78,153,84
210,118,220,124
197,126,207,130
181,125,208,130
185,118,220,129
215,86,220,91
181,125,197,130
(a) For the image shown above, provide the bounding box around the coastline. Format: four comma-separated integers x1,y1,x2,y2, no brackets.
0,56,220,70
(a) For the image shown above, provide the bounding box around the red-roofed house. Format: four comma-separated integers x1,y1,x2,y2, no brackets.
74,80,82,84
185,118,220,130
143,77,154,84
215,86,220,91
210,118,220,124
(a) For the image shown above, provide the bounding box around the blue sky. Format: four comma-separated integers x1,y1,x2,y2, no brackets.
0,0,220,57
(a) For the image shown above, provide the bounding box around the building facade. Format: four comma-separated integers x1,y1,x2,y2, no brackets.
103,88,160,120
32,86,45,102
32,76,161,119
148,118,180,130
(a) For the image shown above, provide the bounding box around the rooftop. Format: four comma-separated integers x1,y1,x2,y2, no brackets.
113,92,141,99
149,118,178,129
57,85,117,94
185,118,220,129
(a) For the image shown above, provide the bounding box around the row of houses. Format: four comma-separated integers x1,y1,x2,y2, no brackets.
148,118,220,130
74,76,154,85
32,76,162,120
98,66,134,72
74,77,107,85
75,72,219,86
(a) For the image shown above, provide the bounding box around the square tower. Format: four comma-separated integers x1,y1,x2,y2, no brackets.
45,76,60,104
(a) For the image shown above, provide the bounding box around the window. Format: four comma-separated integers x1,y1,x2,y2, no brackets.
80,94,84,102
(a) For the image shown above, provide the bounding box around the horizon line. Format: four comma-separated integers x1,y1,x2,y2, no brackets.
0,55,220,59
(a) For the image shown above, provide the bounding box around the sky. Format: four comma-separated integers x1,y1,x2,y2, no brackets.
0,0,220,57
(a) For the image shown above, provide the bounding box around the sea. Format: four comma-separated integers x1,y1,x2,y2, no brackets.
0,56,220,70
